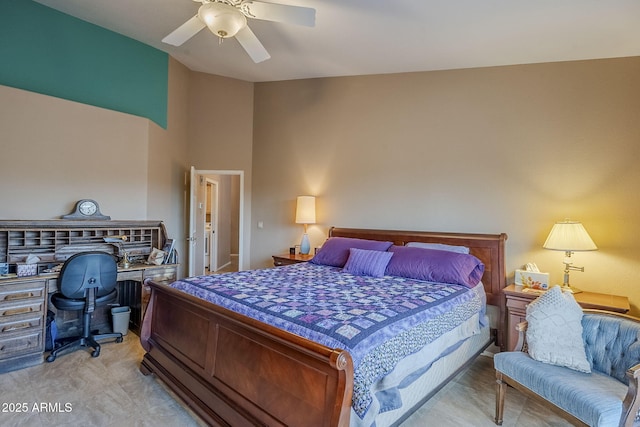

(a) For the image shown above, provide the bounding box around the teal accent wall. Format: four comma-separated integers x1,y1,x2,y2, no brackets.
0,1,168,128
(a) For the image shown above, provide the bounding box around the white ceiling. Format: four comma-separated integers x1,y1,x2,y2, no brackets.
33,0,640,83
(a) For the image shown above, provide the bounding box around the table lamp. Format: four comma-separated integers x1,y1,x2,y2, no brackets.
295,196,316,255
543,220,597,293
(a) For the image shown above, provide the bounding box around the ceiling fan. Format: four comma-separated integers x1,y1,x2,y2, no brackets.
162,0,316,63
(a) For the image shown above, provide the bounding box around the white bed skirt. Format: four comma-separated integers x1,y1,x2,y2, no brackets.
350,313,491,427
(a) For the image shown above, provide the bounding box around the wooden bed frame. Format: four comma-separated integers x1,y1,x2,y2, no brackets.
140,227,507,426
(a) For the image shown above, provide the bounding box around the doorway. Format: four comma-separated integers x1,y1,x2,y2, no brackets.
188,167,243,277
205,178,218,273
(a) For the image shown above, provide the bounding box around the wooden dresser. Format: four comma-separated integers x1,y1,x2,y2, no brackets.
503,284,630,351
0,220,177,373
0,276,47,372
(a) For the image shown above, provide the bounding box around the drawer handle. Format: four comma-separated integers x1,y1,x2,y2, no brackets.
2,307,34,316
3,292,35,301
2,323,32,332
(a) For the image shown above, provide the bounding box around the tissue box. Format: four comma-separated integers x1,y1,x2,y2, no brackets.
515,269,549,290
16,263,38,277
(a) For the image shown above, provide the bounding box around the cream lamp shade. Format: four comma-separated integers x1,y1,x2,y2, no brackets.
543,220,597,252
295,196,315,255
543,220,597,293
295,196,316,225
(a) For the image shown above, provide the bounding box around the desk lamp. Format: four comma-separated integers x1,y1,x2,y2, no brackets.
295,196,316,255
543,220,597,294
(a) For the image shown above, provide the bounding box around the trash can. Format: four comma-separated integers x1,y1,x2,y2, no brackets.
111,306,131,336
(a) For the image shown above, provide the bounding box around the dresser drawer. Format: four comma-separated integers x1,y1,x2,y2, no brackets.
0,329,43,358
118,270,143,282
46,278,59,294
143,266,177,283
0,280,46,304
0,314,42,334
0,300,45,318
505,294,532,312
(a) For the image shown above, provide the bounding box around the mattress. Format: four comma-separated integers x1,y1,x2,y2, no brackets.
169,262,488,422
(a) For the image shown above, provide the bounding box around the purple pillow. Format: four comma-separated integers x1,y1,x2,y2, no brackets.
405,242,470,254
385,245,485,287
343,248,394,278
311,237,393,267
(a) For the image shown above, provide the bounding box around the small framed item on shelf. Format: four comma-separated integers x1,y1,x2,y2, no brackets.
162,239,176,264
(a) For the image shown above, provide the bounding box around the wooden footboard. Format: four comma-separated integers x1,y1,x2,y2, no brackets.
140,281,354,427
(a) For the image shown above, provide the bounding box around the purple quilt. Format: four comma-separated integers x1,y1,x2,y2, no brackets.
170,262,486,419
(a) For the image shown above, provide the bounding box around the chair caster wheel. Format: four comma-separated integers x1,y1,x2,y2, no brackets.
46,354,56,363
116,337,123,343
91,350,100,358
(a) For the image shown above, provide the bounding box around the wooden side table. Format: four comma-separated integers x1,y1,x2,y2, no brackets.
503,284,630,351
272,253,314,267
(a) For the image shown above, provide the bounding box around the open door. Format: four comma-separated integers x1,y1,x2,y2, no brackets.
187,166,198,277
206,178,219,272
189,167,244,277
188,167,208,277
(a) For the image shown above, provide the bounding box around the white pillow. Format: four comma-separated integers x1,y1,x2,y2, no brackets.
405,242,469,254
525,285,590,372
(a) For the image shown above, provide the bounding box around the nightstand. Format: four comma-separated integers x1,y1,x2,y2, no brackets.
272,253,314,267
504,284,630,351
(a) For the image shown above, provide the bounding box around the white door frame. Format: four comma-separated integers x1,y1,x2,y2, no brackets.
188,167,244,277
206,178,219,272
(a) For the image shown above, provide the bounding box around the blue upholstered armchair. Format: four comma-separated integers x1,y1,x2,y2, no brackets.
494,310,640,427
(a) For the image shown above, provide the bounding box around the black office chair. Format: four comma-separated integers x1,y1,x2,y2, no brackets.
46,251,123,362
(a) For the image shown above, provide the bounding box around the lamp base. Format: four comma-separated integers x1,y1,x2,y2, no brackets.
560,284,582,294
300,233,311,255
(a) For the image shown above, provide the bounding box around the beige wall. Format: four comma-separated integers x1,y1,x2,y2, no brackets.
187,72,254,269
147,58,191,277
251,57,640,315
0,85,149,220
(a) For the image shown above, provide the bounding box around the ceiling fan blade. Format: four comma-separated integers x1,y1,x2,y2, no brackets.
235,26,271,63
162,15,206,46
242,1,315,27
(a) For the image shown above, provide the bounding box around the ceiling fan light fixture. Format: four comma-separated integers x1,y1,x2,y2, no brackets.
198,2,247,39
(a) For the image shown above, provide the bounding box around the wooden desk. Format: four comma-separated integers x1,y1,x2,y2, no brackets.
503,284,630,351
0,219,177,373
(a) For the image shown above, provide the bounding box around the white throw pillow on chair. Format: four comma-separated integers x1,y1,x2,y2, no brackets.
525,285,591,372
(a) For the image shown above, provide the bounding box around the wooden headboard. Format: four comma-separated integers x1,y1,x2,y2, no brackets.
329,227,508,348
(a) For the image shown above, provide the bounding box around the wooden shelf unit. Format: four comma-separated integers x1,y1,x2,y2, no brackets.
0,220,167,269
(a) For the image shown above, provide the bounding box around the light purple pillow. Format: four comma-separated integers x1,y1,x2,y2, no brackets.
385,245,485,287
343,248,394,278
310,237,393,267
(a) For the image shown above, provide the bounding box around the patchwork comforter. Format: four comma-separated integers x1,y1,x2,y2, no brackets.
170,262,487,420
